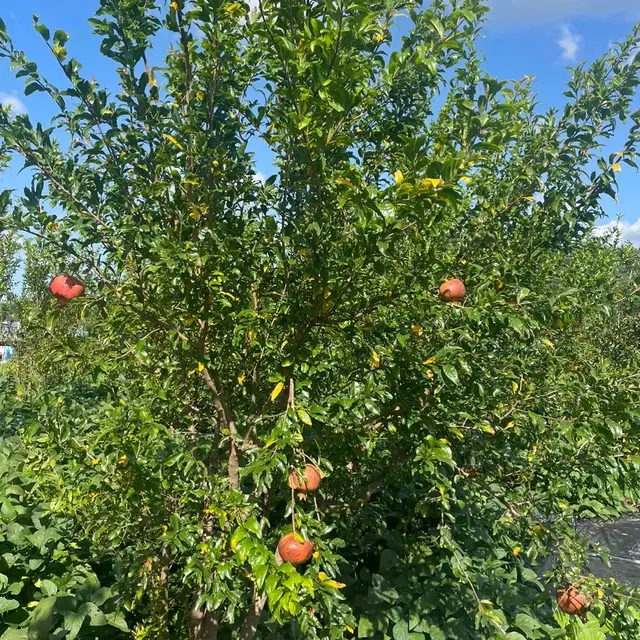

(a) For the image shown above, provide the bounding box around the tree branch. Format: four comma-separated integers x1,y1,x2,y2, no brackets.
201,366,240,488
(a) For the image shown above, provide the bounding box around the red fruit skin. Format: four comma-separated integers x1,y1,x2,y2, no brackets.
556,587,588,615
49,275,85,305
277,534,314,566
288,464,322,492
439,279,466,303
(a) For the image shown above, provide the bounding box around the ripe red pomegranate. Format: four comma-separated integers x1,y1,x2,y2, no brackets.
277,533,314,566
556,586,589,616
288,464,322,493
49,275,85,305
439,278,466,303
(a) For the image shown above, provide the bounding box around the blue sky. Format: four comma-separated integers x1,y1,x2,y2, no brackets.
1,1,640,240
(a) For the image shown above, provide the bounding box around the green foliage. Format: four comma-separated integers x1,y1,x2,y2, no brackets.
0,438,128,639
0,231,19,319
1,0,640,639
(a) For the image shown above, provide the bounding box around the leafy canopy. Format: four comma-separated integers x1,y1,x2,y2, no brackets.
1,0,640,639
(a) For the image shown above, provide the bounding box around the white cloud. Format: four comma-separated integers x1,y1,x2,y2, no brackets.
254,171,267,184
593,218,640,246
487,0,639,26
0,92,27,115
558,25,581,61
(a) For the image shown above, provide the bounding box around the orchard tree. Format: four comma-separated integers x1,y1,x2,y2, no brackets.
2,1,640,639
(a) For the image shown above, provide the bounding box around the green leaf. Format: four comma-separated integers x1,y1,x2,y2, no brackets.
53,30,69,48
379,549,399,573
441,364,459,385
105,610,129,632
27,596,56,640
39,579,57,596
428,16,445,39
33,21,50,42
24,83,43,97
393,620,409,640
606,419,623,439
244,517,261,536
62,609,87,640
514,613,542,637
0,597,19,614
254,563,268,589
358,615,376,637
1,630,28,640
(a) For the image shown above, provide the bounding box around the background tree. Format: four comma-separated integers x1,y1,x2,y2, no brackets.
2,1,640,639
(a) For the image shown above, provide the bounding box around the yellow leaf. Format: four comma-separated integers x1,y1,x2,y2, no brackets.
225,2,241,11
317,572,329,581
506,421,515,430
394,170,404,185
270,382,285,402
118,455,128,465
420,177,443,189
411,324,423,336
543,338,554,349
91,458,101,465
346,625,355,634
231,538,239,552
371,351,381,369
459,258,467,265
612,162,622,173
198,362,205,372
449,427,464,440
238,373,246,385
335,177,355,188
524,196,535,202
512,381,519,393
170,1,178,9
264,439,275,448
423,356,435,365
27,601,39,608
497,281,504,290
425,369,434,379
248,330,256,342
293,532,305,544
597,588,604,599
460,176,471,185
326,579,346,589
513,546,521,556
559,501,569,509
163,133,183,150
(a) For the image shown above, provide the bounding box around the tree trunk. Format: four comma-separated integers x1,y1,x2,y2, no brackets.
238,588,268,640
189,608,219,640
